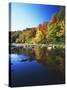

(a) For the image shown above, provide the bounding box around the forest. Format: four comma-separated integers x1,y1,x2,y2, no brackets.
10,7,65,47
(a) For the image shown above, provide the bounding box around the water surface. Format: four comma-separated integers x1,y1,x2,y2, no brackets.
9,47,65,87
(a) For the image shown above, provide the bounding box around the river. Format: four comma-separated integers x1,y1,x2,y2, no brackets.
9,47,65,87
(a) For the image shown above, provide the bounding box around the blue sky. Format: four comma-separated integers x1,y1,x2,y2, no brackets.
10,3,60,31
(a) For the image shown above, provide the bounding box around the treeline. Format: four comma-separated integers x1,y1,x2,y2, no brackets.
10,7,65,45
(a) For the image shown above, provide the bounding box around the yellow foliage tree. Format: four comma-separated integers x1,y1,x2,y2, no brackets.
33,28,46,44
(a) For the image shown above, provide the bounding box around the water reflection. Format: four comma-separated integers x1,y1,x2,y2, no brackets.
10,47,65,73
9,47,65,87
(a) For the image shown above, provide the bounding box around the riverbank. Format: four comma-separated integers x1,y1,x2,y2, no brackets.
10,43,65,49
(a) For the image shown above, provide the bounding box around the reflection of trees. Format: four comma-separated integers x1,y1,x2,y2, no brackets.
31,47,47,64
11,47,32,54
46,49,65,74
32,47,65,75
11,47,65,75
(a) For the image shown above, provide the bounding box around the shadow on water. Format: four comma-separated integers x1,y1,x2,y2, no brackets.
9,47,65,87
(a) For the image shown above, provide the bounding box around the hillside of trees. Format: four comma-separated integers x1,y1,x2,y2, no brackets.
9,7,65,46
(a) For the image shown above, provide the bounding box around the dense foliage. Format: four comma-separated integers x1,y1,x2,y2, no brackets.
10,7,65,46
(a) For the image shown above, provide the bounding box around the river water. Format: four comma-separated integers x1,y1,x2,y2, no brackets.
9,47,65,87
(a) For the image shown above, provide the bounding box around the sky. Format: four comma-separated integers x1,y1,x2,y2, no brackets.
10,3,60,31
